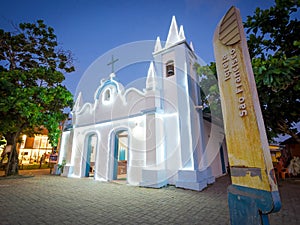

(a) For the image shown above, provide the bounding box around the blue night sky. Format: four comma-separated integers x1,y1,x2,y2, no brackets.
1,0,275,98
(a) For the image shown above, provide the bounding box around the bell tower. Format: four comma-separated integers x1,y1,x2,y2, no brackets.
152,16,215,191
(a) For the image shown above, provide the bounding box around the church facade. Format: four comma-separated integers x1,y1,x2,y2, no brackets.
59,16,228,191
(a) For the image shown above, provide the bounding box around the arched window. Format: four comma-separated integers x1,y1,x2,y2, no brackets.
104,89,111,101
166,60,175,77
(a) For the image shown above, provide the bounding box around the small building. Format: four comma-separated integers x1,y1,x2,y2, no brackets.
18,132,52,164
59,16,228,191
281,133,300,158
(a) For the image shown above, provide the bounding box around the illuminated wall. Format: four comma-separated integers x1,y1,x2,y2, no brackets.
19,134,52,164
59,16,227,191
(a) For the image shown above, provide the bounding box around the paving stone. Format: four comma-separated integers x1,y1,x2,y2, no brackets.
0,171,299,225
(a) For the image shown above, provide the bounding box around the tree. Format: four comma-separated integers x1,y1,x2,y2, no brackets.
244,0,300,141
197,0,300,142
195,62,223,122
0,20,74,176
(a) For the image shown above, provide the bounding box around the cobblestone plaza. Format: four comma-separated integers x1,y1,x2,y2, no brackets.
0,171,299,225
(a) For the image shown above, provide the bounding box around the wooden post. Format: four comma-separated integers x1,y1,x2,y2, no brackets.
213,7,281,225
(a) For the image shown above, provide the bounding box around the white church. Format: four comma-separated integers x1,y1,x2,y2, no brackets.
58,16,228,191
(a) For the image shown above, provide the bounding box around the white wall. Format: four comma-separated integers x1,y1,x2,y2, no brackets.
203,120,228,178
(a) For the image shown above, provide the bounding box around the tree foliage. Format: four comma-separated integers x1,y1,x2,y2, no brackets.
244,0,300,141
195,62,223,121
197,0,300,142
0,20,74,175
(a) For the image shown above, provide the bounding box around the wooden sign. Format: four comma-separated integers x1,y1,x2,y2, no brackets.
49,153,58,163
213,6,280,224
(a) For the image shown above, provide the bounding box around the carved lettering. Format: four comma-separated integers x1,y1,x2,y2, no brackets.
222,54,231,81
222,48,248,117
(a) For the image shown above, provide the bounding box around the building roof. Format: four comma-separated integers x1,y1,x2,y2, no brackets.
281,132,300,144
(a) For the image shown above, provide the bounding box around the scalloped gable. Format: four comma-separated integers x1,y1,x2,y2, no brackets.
94,80,118,100
94,76,124,101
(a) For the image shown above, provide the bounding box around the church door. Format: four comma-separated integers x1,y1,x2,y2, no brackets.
113,130,128,180
219,145,226,174
85,134,97,177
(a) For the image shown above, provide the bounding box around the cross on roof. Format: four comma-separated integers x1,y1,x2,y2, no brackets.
107,55,119,73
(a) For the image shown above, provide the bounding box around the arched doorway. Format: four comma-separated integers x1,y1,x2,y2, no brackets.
113,130,129,181
85,134,98,177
